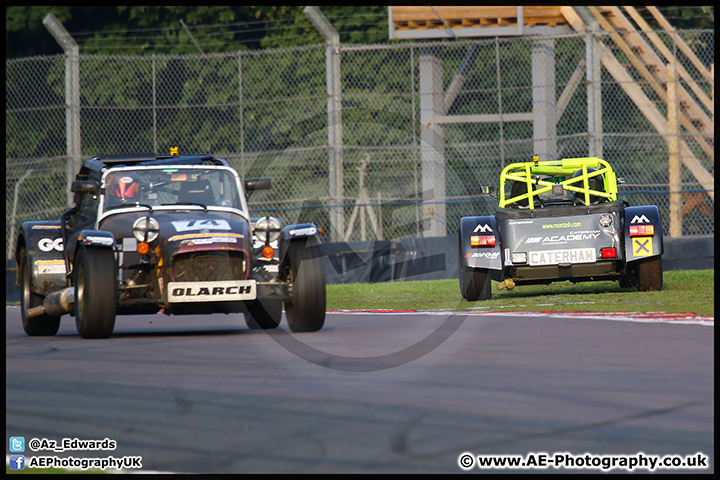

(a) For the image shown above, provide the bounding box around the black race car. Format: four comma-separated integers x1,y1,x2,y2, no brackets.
15,151,326,338
459,156,664,300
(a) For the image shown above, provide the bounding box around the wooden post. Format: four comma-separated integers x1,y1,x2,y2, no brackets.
667,63,682,238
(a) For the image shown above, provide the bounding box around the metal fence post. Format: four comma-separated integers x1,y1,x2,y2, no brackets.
43,13,80,207
304,6,344,242
531,36,557,161
419,47,446,237
586,30,603,157
153,55,158,152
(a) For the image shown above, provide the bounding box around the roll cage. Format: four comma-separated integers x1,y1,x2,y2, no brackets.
498,157,619,209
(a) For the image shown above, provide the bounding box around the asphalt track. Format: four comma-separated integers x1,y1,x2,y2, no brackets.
5,306,714,474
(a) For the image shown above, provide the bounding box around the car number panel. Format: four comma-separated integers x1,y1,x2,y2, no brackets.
167,280,257,303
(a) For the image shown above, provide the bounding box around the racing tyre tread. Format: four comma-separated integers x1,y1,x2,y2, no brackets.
74,246,117,339
284,239,326,332
20,251,61,336
460,267,492,301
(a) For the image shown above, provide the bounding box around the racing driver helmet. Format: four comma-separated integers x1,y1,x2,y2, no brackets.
107,174,139,203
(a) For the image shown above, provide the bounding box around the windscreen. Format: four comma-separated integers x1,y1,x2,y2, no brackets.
103,168,243,212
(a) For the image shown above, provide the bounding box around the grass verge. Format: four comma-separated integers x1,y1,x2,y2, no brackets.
327,269,714,316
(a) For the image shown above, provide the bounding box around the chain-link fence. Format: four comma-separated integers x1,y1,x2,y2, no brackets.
6,29,714,258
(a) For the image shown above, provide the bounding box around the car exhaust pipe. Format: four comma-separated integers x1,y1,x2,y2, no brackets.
27,287,75,318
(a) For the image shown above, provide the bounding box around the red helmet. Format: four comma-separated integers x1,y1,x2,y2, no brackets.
108,175,139,199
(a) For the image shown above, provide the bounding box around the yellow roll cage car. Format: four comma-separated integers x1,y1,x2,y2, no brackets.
458,156,664,301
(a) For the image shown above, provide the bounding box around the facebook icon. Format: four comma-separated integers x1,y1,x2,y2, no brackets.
10,455,25,470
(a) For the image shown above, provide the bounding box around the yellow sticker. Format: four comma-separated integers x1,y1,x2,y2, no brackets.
632,238,653,256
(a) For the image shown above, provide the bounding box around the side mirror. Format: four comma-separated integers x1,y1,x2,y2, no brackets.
480,185,496,197
71,180,100,195
245,177,272,192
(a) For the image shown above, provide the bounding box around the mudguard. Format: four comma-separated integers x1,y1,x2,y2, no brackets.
15,221,69,296
623,205,663,261
281,222,320,241
66,230,118,268
459,216,502,270
280,223,322,259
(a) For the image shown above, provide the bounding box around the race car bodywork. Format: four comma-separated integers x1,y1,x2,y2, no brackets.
15,152,326,338
459,157,663,300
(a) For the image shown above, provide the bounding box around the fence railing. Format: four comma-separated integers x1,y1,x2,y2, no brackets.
6,30,714,259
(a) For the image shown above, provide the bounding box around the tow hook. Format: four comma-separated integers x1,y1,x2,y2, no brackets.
497,278,515,291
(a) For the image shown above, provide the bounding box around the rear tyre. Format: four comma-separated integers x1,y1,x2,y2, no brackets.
635,256,663,291
74,246,117,338
20,251,61,336
284,239,326,332
460,266,492,301
244,300,282,330
619,272,635,288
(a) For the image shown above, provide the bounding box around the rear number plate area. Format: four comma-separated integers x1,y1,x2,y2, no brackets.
528,248,596,266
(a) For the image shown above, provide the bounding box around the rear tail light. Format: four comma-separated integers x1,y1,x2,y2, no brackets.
600,247,617,258
629,225,654,236
470,235,496,247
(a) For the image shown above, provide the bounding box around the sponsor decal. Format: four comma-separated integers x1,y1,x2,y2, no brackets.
168,232,244,242
632,238,653,256
171,219,231,232
35,260,66,275
289,226,317,237
473,224,493,233
631,214,650,224
84,236,114,246
507,220,533,225
167,280,256,302
179,237,238,246
528,248,596,266
541,221,582,229
38,238,64,252
465,251,500,259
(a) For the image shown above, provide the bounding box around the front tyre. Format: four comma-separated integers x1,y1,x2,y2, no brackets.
74,246,117,338
284,239,326,332
635,256,663,291
20,251,61,336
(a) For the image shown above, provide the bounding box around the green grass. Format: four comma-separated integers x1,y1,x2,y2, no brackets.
327,269,714,316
